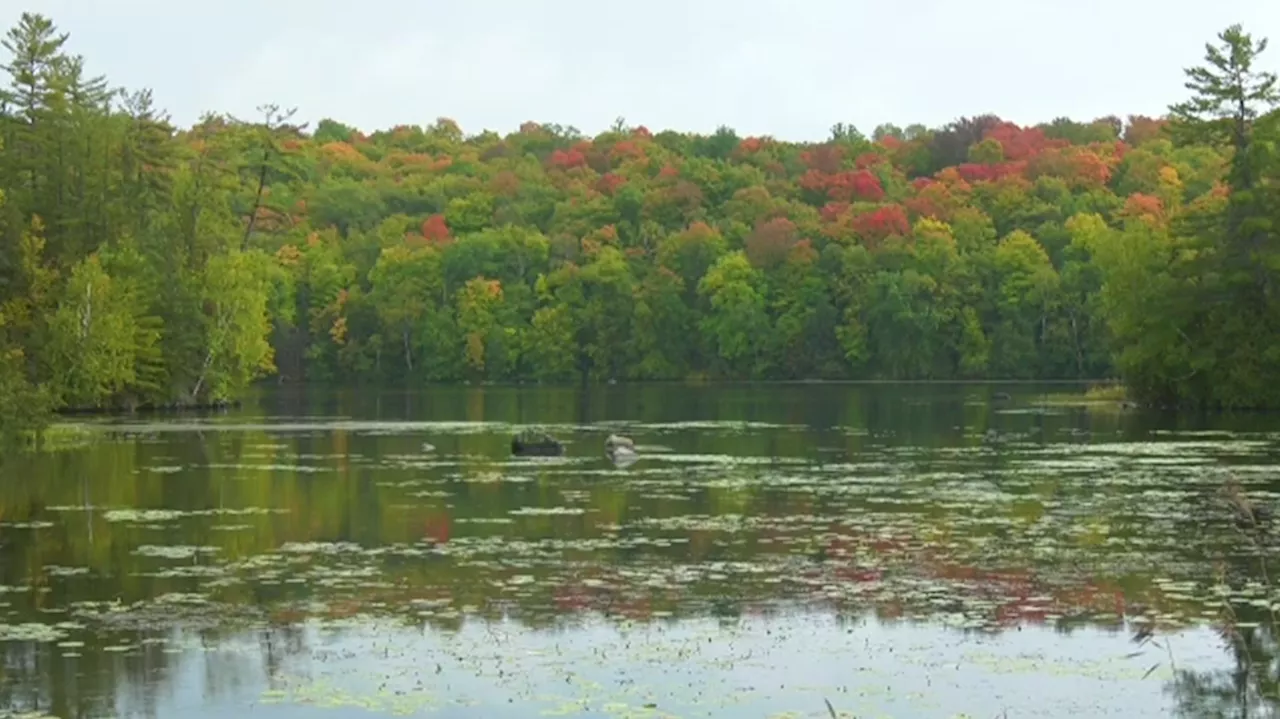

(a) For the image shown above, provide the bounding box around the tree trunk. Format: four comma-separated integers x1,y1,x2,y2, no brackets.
242,146,270,250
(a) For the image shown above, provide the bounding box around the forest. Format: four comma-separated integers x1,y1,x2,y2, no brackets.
1,12,1278,440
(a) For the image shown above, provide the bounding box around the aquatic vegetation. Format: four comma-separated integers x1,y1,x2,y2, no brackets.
31,425,1274,643
3,390,1280,716
138,543,221,558
0,521,54,529
1083,384,1130,402
0,623,69,642
102,508,187,523
36,423,98,452
100,506,290,523
44,566,89,577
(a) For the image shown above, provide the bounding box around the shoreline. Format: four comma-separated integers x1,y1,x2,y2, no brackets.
44,379,1128,423
53,400,243,418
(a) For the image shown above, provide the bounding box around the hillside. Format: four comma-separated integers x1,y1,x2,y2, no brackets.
1,13,1278,437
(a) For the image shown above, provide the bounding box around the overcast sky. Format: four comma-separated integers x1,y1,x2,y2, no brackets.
8,0,1280,141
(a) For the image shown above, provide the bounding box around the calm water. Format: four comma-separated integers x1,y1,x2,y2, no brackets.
2,383,1280,719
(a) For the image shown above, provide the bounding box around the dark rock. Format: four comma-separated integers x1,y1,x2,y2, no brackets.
511,430,565,457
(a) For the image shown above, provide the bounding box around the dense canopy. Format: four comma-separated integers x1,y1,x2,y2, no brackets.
1,13,1279,441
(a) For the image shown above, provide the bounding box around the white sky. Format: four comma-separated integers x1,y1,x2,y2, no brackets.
8,0,1280,140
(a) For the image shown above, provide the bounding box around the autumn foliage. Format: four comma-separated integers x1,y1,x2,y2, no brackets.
745,218,800,269
8,11,1280,426
549,148,587,170
851,205,911,245
1121,193,1165,225
419,214,452,244
800,169,885,202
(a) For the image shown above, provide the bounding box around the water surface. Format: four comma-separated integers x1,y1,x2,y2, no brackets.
1,383,1278,718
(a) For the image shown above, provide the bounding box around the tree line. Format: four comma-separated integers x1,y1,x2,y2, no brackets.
1,13,1278,441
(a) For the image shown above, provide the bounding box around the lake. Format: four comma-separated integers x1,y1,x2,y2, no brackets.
1,382,1278,718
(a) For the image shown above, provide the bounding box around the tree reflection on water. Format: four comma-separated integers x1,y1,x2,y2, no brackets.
1,383,1278,718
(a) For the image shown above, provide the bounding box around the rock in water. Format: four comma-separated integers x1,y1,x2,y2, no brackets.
511,429,565,457
604,434,635,451
609,446,639,467
604,434,638,465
